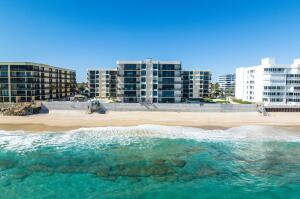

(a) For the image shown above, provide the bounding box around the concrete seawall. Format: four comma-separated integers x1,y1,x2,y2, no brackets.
42,102,257,112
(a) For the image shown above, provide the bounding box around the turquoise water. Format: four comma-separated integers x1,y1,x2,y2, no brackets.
1,125,300,199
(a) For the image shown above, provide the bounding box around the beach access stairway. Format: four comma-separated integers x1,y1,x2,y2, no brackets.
42,102,257,112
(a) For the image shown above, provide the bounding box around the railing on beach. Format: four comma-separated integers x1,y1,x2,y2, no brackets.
264,105,300,112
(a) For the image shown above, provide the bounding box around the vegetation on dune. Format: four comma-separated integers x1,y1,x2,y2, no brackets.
232,99,252,104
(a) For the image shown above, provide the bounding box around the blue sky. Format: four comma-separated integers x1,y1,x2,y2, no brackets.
0,0,300,82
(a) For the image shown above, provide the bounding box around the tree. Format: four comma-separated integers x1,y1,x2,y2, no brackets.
210,83,221,98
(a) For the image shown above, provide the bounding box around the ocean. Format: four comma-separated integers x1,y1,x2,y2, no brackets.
0,125,300,199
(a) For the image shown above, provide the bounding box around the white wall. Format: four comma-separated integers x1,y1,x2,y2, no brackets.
235,67,245,100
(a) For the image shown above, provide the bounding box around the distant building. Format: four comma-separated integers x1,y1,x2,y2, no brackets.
0,62,76,103
218,74,235,96
87,69,117,99
235,57,300,105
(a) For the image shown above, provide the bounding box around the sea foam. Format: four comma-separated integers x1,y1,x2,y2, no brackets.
0,125,300,152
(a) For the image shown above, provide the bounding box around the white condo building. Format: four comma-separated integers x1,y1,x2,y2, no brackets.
235,58,300,105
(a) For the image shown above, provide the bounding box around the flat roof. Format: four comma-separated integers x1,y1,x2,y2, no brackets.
117,60,181,65
0,62,75,72
87,68,117,72
182,69,211,72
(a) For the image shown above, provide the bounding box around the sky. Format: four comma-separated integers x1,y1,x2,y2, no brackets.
0,0,300,82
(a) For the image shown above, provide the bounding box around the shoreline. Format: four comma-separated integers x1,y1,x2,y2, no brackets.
1,110,300,132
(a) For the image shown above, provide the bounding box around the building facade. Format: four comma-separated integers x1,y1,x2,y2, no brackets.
87,69,117,99
117,59,182,103
235,58,300,105
87,59,212,103
182,70,211,101
0,62,76,103
218,74,235,96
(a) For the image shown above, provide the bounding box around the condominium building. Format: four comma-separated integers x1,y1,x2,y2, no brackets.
182,70,211,101
235,58,300,105
87,69,117,99
0,62,76,103
218,74,235,95
181,71,190,101
117,59,182,103
87,59,212,103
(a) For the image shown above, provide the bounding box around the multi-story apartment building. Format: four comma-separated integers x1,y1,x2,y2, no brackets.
181,71,190,101
182,70,211,101
218,74,235,96
235,57,300,105
87,59,212,103
87,69,117,99
117,59,182,103
0,62,76,103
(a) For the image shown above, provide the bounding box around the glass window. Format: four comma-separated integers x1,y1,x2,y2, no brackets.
124,64,137,70
160,64,175,70
162,78,174,84
0,65,8,70
124,71,137,76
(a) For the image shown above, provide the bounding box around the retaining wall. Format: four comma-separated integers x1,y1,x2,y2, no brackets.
42,102,257,112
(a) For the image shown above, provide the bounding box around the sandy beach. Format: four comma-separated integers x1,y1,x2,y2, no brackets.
0,110,300,132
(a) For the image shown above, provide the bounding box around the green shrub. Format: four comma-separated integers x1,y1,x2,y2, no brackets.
232,99,252,104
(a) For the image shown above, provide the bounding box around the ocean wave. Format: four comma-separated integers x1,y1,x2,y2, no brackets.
0,125,300,152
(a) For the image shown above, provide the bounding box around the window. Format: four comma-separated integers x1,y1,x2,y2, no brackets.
162,78,174,84
124,64,137,70
0,65,8,70
160,71,174,77
162,85,174,90
124,78,136,83
161,91,174,97
160,64,175,70
124,71,137,76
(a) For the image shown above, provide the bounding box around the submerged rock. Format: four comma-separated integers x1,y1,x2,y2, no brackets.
153,159,166,165
11,171,29,181
96,167,110,178
28,164,54,173
197,166,219,177
184,147,204,154
171,160,186,168
180,174,196,181
154,175,178,182
0,160,16,171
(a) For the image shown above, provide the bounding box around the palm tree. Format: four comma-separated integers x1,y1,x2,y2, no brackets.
210,83,221,98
